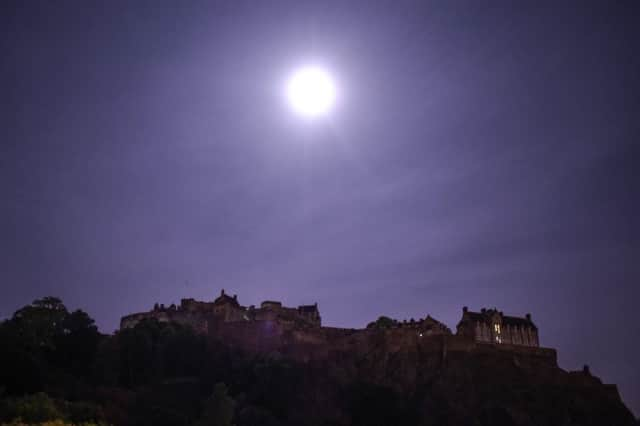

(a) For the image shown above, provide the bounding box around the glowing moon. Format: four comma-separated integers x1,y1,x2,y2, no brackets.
286,66,337,118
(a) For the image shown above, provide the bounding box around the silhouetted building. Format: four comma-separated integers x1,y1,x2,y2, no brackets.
120,289,321,330
456,307,539,347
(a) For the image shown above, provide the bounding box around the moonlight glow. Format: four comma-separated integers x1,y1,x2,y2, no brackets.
286,66,337,118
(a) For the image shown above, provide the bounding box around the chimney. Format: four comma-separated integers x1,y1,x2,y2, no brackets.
221,289,225,296
481,308,486,313
463,306,468,313
526,313,531,321
583,365,590,375
233,294,237,301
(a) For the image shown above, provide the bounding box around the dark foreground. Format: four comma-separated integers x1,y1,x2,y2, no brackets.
0,298,637,425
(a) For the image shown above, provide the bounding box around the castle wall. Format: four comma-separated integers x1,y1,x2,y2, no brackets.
120,299,552,368
211,320,282,352
120,309,209,333
121,293,320,335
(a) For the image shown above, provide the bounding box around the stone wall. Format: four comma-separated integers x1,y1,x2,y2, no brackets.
120,300,554,367
196,317,558,368
119,309,209,334
120,295,320,333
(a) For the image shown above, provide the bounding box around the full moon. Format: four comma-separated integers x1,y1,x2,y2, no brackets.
286,66,337,118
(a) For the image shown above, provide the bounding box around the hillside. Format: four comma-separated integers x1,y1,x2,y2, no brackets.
0,297,636,426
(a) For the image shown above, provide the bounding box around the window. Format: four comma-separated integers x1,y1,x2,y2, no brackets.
494,323,502,343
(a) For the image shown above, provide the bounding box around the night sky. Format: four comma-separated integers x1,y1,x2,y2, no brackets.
2,0,638,415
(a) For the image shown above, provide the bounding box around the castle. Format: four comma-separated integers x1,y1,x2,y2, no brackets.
456,306,539,347
120,289,321,333
120,290,541,350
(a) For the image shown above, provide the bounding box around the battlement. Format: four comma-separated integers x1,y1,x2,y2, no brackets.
119,293,553,364
366,315,452,336
120,289,321,332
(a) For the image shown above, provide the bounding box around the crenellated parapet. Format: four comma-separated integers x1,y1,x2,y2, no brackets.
120,295,551,364
119,289,321,332
366,315,452,337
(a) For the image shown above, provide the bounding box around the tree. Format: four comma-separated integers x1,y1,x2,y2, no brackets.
117,322,156,387
366,316,396,329
0,297,103,394
236,405,281,426
195,383,235,426
0,393,61,424
0,298,71,395
53,309,101,376
11,297,68,352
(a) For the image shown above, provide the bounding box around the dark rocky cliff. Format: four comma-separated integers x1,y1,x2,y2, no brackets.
313,330,636,426
2,306,636,426
197,320,637,425
230,327,634,426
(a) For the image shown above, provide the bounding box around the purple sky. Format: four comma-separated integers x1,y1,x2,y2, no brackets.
2,0,638,415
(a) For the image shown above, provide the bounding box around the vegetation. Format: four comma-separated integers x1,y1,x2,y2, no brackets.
366,316,396,329
0,297,637,426
0,297,313,425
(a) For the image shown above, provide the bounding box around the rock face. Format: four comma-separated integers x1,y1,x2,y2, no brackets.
117,296,637,424
326,331,635,426
195,324,636,425
269,330,634,426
